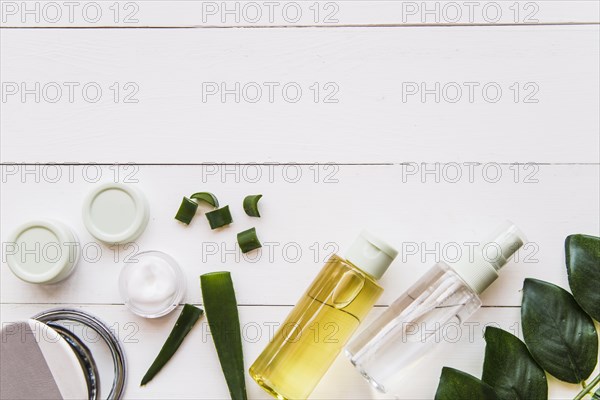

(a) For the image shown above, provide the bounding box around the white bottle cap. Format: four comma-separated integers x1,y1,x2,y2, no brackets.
449,221,526,294
6,219,80,284
82,183,149,244
345,230,399,280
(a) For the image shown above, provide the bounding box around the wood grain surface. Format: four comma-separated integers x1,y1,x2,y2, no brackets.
1,1,599,399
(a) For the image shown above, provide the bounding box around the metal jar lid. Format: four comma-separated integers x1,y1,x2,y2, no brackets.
0,309,127,400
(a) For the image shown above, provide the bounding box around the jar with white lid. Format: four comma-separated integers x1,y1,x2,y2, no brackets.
82,182,149,245
6,219,80,284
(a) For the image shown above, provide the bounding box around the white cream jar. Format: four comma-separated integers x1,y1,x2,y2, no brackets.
118,250,185,318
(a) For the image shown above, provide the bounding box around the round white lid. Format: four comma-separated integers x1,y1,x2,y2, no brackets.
83,183,149,244
6,220,80,284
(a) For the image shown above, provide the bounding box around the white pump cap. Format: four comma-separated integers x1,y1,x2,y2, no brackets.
449,221,526,294
345,230,399,280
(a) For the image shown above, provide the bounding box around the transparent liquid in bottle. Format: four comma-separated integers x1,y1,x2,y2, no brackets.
345,261,482,393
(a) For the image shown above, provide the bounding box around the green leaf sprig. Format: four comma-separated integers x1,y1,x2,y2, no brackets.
435,367,498,400
482,327,547,399
566,234,600,321
522,279,597,384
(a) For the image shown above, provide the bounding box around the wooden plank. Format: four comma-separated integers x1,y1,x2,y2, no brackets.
1,26,599,163
0,304,589,399
1,164,598,306
1,1,598,27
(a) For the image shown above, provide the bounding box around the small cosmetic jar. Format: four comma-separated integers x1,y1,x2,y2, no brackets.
119,250,186,318
0,308,126,400
6,219,80,284
83,183,150,245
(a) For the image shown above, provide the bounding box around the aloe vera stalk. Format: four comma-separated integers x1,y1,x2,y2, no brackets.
206,206,233,229
243,194,262,217
175,197,198,224
237,228,262,253
200,272,247,400
141,304,203,386
191,192,219,208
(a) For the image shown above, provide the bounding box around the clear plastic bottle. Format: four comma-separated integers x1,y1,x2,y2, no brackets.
345,222,526,394
249,231,398,400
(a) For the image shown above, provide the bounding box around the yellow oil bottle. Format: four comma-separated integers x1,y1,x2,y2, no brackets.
249,231,398,399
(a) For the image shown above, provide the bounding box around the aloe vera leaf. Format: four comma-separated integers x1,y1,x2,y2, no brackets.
191,192,219,208
141,304,203,386
175,197,199,224
205,206,233,229
243,194,262,217
200,272,247,400
237,228,262,253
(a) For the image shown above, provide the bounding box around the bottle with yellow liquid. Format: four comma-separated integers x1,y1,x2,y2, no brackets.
249,231,398,399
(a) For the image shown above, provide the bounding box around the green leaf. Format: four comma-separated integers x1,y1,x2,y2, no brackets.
565,234,600,321
175,197,198,225
521,278,598,383
205,206,233,229
482,327,547,400
190,192,219,208
141,304,203,386
200,272,247,400
593,387,600,400
435,367,498,400
243,194,262,217
237,228,262,253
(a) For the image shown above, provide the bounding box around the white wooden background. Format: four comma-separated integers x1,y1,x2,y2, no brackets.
1,1,599,399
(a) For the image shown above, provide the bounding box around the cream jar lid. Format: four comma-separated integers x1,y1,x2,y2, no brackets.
82,183,149,244
6,219,80,284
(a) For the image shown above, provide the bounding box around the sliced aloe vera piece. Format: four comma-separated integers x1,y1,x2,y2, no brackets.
205,206,233,229
191,192,219,208
200,272,247,400
175,197,198,225
237,228,262,253
141,304,203,386
242,194,262,217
